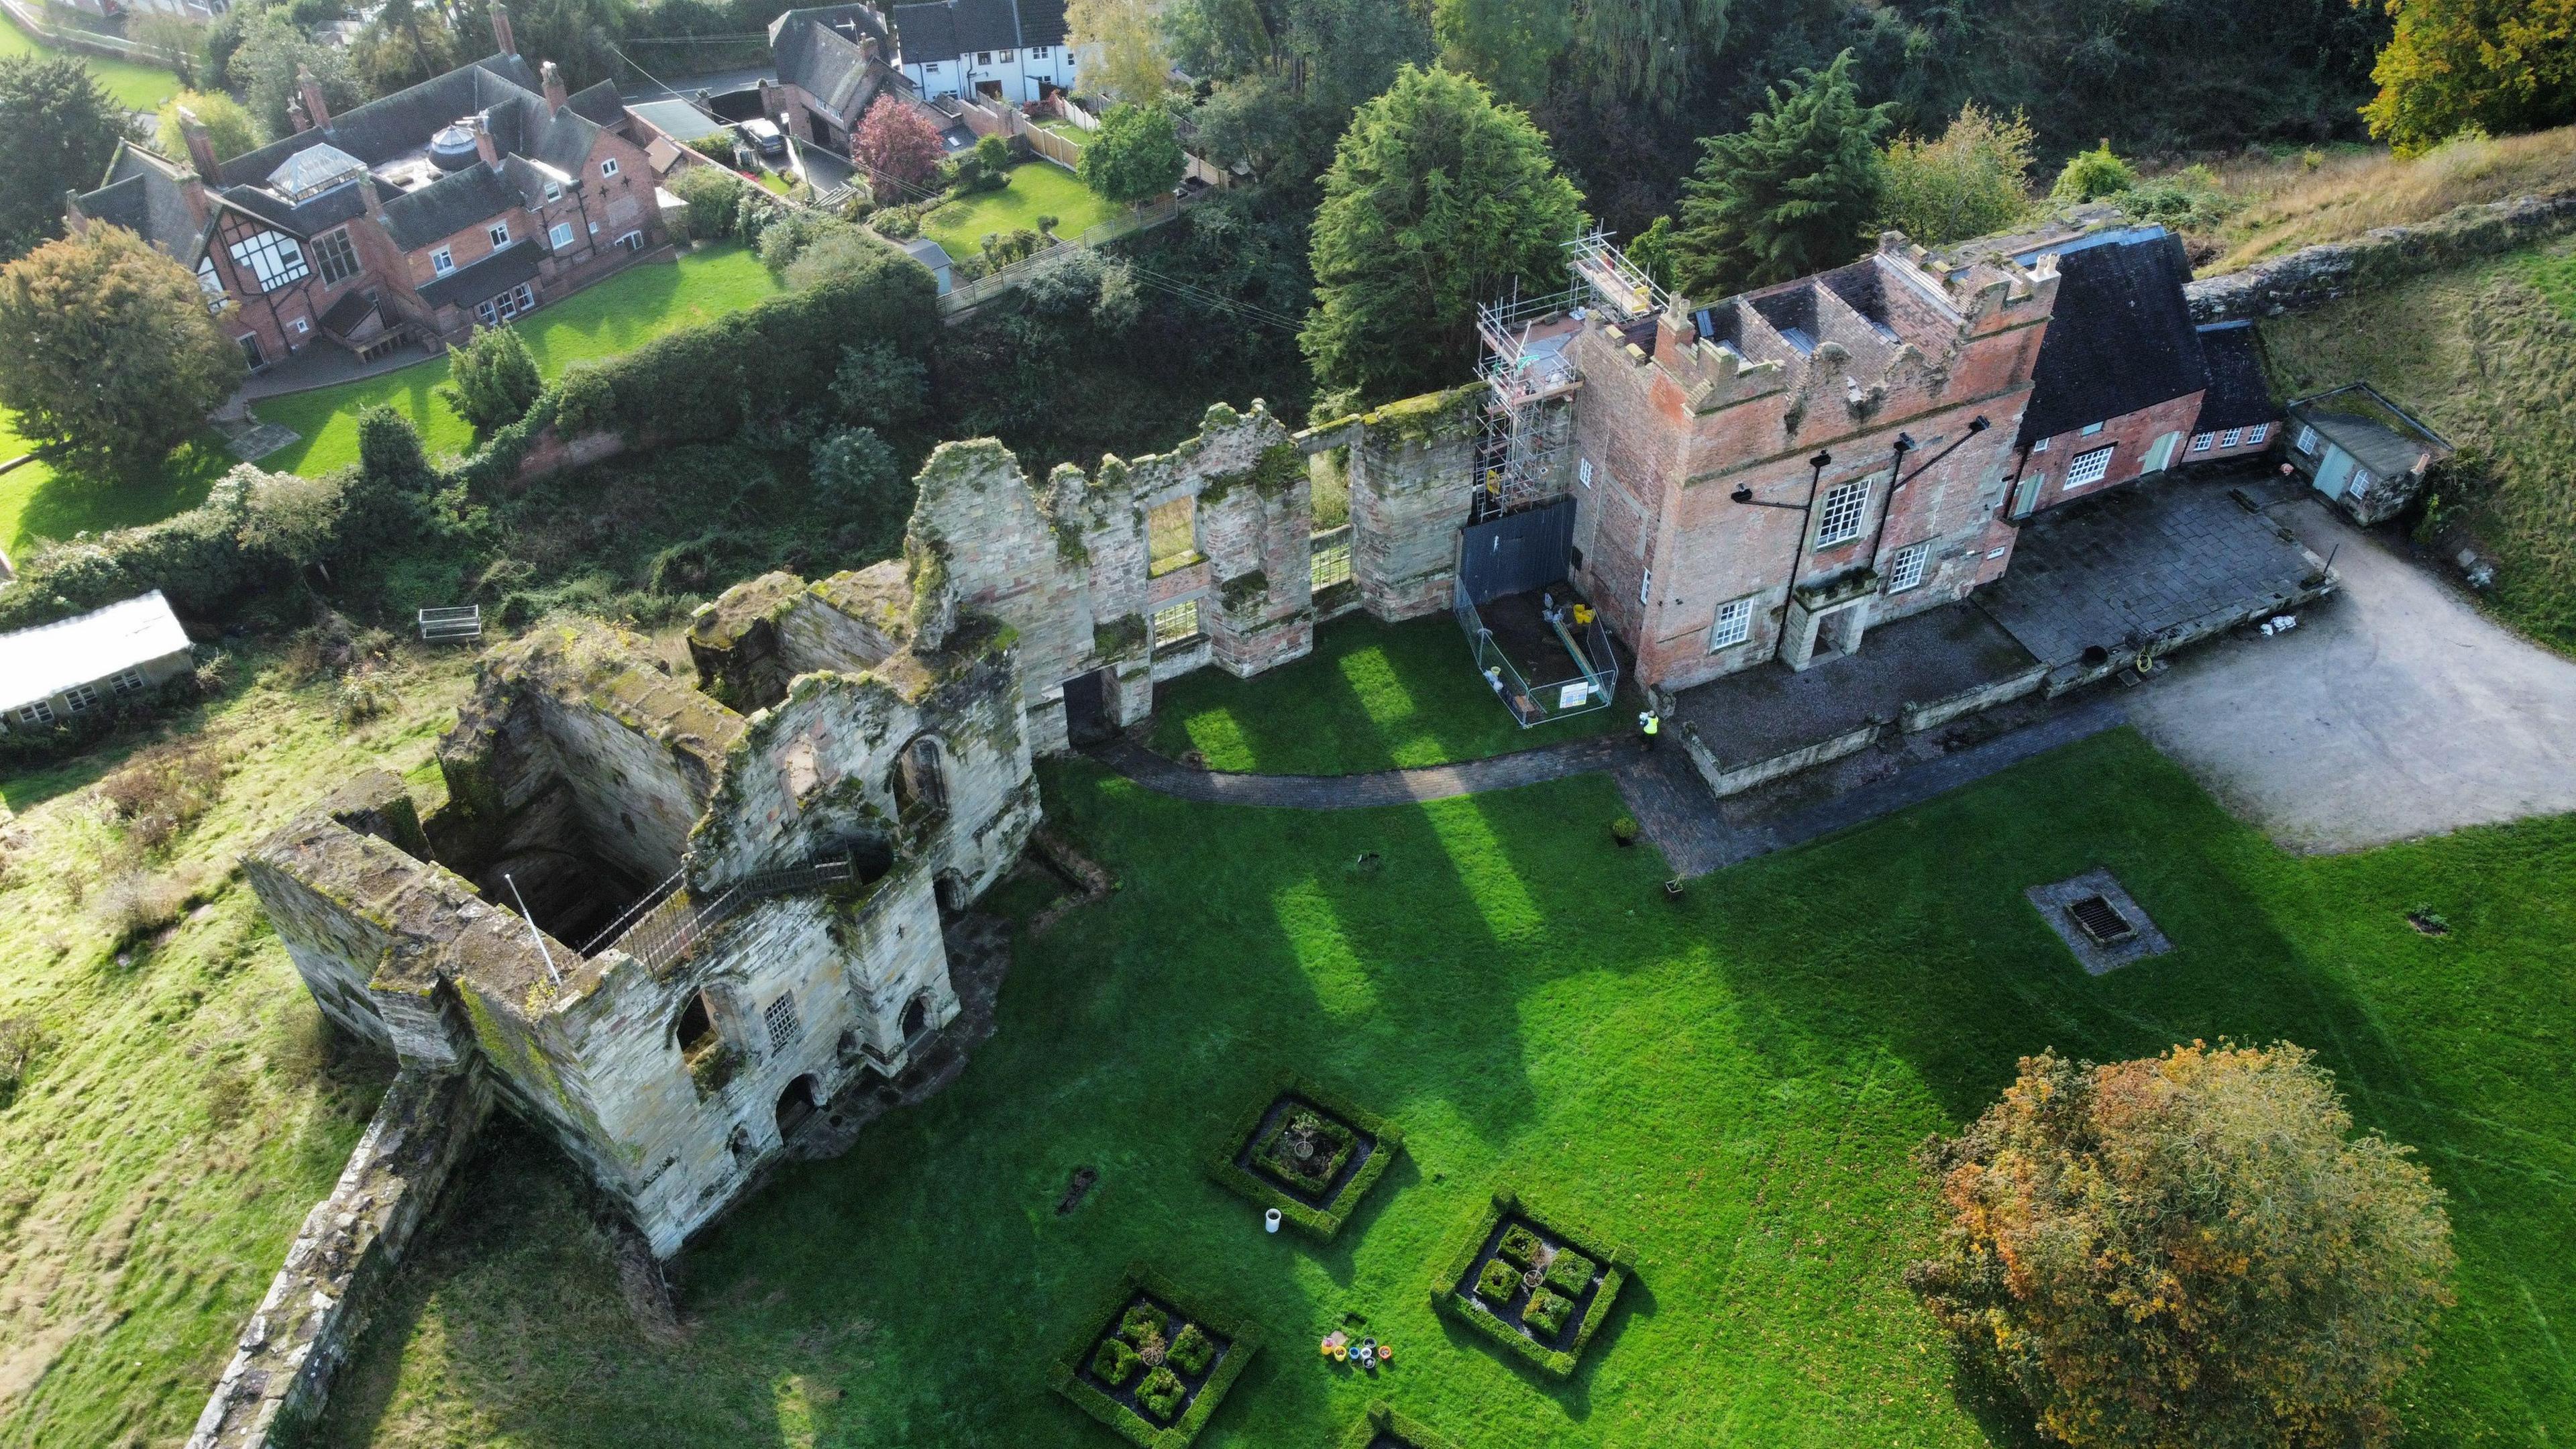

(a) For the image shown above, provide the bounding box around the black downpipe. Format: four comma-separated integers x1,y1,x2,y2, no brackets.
1731,449,1835,664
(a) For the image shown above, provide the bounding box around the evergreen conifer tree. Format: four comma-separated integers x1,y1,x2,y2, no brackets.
1669,50,1890,297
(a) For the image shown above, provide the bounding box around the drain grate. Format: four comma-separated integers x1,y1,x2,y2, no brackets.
2066,894,2135,945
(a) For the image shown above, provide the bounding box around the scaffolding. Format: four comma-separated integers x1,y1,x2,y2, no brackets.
1471,229,1667,518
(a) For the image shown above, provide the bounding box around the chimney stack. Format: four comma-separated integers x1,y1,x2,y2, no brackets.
541,58,568,111
490,2,516,56
176,106,221,183
297,65,332,131
470,112,500,167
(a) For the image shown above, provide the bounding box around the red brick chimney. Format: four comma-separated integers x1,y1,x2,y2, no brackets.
298,65,332,131
176,106,221,183
541,59,568,112
470,113,500,167
490,2,516,56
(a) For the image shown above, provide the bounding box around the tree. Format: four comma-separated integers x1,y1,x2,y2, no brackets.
1433,0,1571,108
229,15,362,140
0,56,131,262
437,325,542,437
810,425,900,512
0,225,246,479
2359,0,2576,153
831,339,928,427
234,467,346,576
1078,101,1185,207
1670,49,1890,297
132,15,211,89
1573,0,1729,117
852,95,943,199
356,0,462,95
1878,102,2035,246
1165,0,1271,80
154,91,258,166
2050,141,2137,204
1909,1042,2455,1449
1302,64,1585,404
1066,0,1170,104
1625,214,1678,288
669,165,747,242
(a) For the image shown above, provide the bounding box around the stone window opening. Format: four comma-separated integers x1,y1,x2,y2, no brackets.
1151,600,1201,647
890,735,947,824
934,868,970,919
675,993,719,1059
1147,496,1200,576
1815,480,1870,549
763,992,802,1053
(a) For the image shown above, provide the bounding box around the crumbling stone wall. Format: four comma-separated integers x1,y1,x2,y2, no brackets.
184,1066,492,1449
2189,190,2576,322
1322,386,1485,623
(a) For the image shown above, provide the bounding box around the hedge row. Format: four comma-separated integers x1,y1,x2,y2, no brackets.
1047,1265,1263,1449
1203,1073,1405,1240
1331,1401,1470,1449
0,468,299,630
1426,1189,1632,1379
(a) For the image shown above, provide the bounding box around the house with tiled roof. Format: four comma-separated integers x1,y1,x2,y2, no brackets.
64,5,668,374
893,0,1075,105
762,3,905,150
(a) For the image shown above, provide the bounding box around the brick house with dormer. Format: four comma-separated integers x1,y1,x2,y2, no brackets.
65,5,667,373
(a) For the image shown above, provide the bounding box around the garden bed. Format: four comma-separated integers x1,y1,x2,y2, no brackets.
1335,1400,1470,1449
1051,1267,1260,1447
1206,1075,1403,1238
1428,1191,1629,1377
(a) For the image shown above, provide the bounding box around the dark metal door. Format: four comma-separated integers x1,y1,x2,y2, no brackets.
1062,669,1115,747
1456,496,1576,606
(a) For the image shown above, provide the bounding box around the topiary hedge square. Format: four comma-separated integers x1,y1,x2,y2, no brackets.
1050,1267,1264,1448
1474,1256,1521,1305
1429,1190,1632,1378
1544,1248,1595,1296
1206,1073,1405,1240
1331,1400,1473,1449
1496,1223,1544,1267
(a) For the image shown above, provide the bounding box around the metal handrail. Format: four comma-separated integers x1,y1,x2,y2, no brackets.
593,854,858,975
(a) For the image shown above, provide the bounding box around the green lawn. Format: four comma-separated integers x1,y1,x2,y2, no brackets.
252,244,783,477
920,161,1118,258
311,726,2574,1448
1148,612,1627,773
1032,117,1087,144
0,415,230,557
0,9,182,110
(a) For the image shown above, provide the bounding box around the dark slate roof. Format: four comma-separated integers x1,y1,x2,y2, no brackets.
1017,0,1066,46
224,177,371,237
776,15,876,113
318,286,380,334
2014,225,2208,447
78,144,211,260
417,238,543,309
769,2,889,46
894,0,1036,58
2193,322,2275,431
221,54,542,186
891,0,958,59
566,78,628,127
2289,384,2454,479
381,162,521,251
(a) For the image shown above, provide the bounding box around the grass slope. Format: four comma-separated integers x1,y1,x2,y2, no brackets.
1147,614,1625,775
921,162,1117,259
313,728,2572,1448
0,645,477,1447
2203,128,2576,274
2262,235,2576,652
0,10,181,111
252,244,782,478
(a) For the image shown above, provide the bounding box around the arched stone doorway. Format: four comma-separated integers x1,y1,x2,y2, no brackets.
775,1074,820,1140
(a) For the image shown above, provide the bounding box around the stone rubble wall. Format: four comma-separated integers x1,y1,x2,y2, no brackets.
186,1066,494,1449
2188,190,2576,323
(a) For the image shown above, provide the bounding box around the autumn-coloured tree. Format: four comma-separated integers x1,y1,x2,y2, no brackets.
1066,0,1170,105
1908,1042,2455,1449
2360,0,2576,154
851,95,944,199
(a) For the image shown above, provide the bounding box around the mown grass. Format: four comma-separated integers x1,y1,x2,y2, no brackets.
310,725,2573,1448
0,427,231,559
2202,127,2576,272
921,162,1118,259
2261,234,2576,653
0,9,182,111
252,244,783,478
0,643,479,1448
1146,612,1625,774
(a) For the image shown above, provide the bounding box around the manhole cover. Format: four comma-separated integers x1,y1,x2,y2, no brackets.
2066,894,2135,945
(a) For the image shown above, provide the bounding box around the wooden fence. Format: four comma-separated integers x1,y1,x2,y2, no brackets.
934,194,1188,315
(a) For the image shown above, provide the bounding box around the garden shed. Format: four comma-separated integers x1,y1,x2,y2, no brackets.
0,590,193,732
2286,383,2453,525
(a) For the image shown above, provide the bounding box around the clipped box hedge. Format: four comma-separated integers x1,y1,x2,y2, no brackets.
1205,1073,1404,1239
1427,1189,1631,1378
1332,1399,1471,1449
1049,1265,1262,1448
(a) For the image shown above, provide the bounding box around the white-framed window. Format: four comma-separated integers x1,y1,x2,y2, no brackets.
2064,444,2118,490
1032,45,1048,58
2351,466,2375,494
2294,425,2320,455
999,48,1014,60
431,246,454,276
549,221,575,248
1888,541,1931,592
543,180,561,201
976,50,991,64
488,221,511,246
62,682,99,713
195,255,225,303
1638,568,1651,607
313,227,360,285
2031,437,2049,454
762,992,800,1052
15,700,53,727
600,157,621,178
109,667,148,696
2190,432,2216,453
290,316,309,335
2080,421,2105,437
1709,595,1755,651
616,230,645,252
2219,427,2242,448
2246,423,2271,445
1577,457,1593,487
227,230,309,291
474,281,538,327
1815,480,1870,547
924,61,942,73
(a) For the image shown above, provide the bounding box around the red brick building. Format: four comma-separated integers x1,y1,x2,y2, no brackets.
66,8,667,374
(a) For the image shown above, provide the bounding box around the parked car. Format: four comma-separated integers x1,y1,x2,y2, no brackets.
741,118,787,158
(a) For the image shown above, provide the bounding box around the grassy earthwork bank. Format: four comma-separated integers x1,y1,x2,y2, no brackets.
919,161,1120,260
0,642,479,1447
304,721,2573,1448
0,9,182,111
2262,232,2576,653
1147,612,1626,774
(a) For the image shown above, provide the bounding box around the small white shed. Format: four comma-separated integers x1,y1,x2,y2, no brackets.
0,591,195,731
